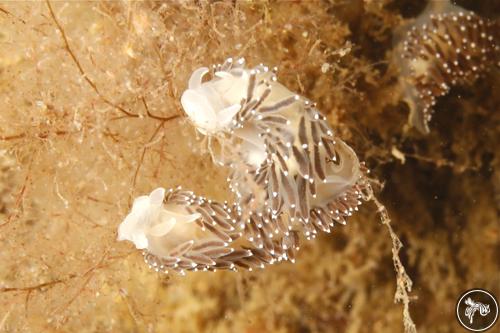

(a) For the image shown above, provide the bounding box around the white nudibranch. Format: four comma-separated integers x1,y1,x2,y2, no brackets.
118,57,369,274
119,187,249,274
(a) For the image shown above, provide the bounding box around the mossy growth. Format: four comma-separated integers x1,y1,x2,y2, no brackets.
0,1,498,333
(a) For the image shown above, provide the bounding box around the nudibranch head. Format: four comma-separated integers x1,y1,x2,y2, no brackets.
181,58,252,135
118,188,201,255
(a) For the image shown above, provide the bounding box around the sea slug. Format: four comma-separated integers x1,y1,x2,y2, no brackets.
118,57,369,274
399,1,499,133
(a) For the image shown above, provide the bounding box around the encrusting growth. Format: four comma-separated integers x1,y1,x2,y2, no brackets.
118,57,370,274
400,1,499,133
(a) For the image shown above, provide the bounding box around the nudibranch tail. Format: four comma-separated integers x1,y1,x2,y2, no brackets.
399,3,499,133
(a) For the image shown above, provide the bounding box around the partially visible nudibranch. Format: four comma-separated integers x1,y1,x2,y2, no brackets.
397,0,499,133
181,57,370,252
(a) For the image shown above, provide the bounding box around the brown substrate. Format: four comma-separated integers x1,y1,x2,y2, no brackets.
0,1,498,332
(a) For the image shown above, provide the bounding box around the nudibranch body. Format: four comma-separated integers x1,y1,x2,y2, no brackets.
399,1,499,133
182,58,368,239
117,58,368,274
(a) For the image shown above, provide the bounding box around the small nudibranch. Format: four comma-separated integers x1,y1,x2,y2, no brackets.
118,187,301,274
399,1,499,133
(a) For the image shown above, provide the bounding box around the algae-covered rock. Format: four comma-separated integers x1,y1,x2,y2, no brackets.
0,1,498,332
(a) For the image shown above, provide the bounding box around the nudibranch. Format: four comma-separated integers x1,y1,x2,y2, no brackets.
117,57,369,274
399,1,499,133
